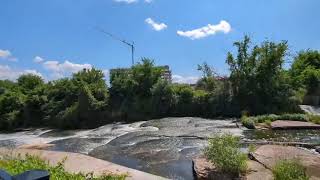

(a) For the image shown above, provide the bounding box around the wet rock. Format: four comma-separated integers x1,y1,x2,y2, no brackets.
316,146,320,154
18,143,55,150
251,145,320,179
271,120,320,130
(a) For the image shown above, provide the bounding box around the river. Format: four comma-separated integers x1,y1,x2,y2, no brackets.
0,117,320,179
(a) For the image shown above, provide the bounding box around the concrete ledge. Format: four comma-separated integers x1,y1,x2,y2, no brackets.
0,148,167,180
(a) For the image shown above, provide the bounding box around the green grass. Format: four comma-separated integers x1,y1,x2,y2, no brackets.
273,159,309,180
204,134,247,176
0,154,127,180
241,113,320,129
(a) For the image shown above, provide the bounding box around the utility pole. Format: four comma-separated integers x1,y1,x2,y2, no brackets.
96,27,135,66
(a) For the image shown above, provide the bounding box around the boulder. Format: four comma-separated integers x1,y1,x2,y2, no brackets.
192,157,241,180
316,146,320,154
251,145,320,179
271,120,320,130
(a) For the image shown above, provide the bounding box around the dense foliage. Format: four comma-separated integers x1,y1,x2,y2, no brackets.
272,159,309,180
0,154,126,180
226,36,299,114
204,134,247,176
0,36,318,130
241,113,320,129
289,50,320,95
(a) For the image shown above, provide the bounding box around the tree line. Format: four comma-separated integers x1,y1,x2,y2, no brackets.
0,36,319,130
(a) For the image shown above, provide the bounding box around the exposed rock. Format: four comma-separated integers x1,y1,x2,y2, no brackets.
251,145,320,179
316,146,320,154
0,148,167,180
192,157,241,180
192,156,272,180
271,120,320,130
246,160,273,180
18,143,55,150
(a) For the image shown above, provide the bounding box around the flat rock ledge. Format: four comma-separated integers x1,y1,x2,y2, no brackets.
271,120,320,130
251,145,320,180
192,156,272,180
0,148,167,180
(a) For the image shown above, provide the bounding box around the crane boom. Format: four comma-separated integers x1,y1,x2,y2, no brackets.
96,27,135,66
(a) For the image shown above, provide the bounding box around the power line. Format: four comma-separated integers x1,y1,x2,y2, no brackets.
95,26,135,66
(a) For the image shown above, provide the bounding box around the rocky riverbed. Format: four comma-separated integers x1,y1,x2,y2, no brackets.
0,117,320,179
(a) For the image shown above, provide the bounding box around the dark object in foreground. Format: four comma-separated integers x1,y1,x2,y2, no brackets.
0,170,49,180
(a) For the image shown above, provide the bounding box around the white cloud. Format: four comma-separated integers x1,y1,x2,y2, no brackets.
172,74,199,84
24,69,43,77
114,0,138,4
32,56,93,80
0,49,11,59
40,59,92,79
43,60,92,73
145,0,153,3
177,20,231,40
0,49,17,62
33,56,45,63
145,18,167,31
0,65,42,81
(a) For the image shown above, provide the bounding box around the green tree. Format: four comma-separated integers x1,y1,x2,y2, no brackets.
226,36,296,114
17,74,44,93
196,62,217,91
290,50,320,95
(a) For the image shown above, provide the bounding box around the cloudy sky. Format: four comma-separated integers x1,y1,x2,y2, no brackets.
1,0,320,83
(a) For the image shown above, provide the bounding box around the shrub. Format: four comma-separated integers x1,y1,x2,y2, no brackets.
278,114,307,121
272,159,309,180
204,134,247,176
0,154,126,180
307,114,320,124
241,115,255,129
242,114,311,128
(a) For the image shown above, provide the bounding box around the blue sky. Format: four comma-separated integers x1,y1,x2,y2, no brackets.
1,0,320,83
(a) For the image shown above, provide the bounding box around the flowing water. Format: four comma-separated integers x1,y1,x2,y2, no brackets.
0,117,319,179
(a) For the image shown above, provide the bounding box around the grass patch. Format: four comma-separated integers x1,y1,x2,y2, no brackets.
204,134,247,176
0,154,127,180
273,159,309,180
308,114,320,124
248,144,256,153
241,113,320,129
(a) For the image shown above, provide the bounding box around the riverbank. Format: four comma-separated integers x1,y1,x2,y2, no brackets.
0,148,167,180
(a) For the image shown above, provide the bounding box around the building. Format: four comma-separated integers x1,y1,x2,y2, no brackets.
110,65,172,83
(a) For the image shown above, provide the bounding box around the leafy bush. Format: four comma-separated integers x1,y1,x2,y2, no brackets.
278,114,307,121
307,114,320,124
273,159,309,180
0,154,126,180
241,115,255,129
204,134,247,176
